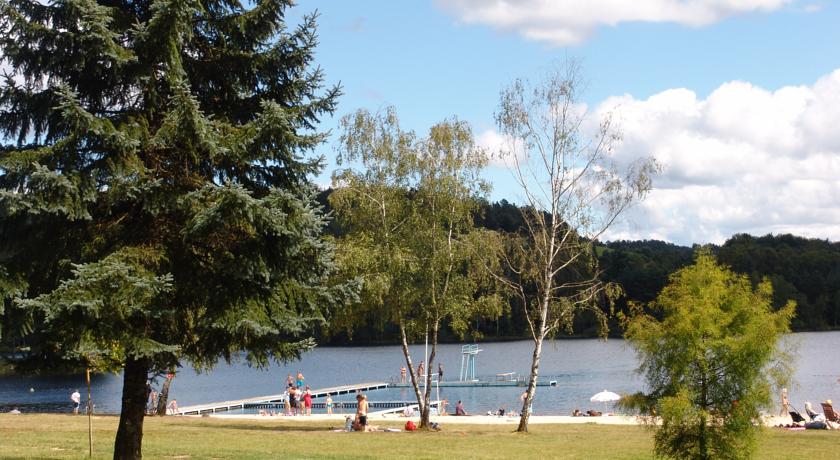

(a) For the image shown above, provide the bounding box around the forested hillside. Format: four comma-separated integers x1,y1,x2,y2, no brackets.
314,193,840,342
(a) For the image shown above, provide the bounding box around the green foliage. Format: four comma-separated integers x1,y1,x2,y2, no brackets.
718,234,840,330
624,251,795,460
1,0,346,372
329,107,503,343
330,107,503,427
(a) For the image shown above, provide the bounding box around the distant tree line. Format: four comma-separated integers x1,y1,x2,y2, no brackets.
314,191,839,342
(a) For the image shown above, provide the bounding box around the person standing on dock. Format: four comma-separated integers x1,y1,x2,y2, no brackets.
438,363,444,382
326,394,334,415
400,366,406,383
417,361,424,379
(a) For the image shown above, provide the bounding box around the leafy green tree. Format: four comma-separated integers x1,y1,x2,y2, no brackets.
492,62,657,432
624,251,795,460
331,107,502,428
0,0,348,458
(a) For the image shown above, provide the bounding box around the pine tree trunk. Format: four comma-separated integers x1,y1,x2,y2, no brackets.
156,373,173,416
114,357,150,460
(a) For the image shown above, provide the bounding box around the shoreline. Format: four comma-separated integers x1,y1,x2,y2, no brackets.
178,412,793,427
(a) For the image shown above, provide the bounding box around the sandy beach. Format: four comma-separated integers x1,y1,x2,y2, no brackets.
182,412,794,427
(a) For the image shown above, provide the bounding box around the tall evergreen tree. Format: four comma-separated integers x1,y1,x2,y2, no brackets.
0,0,349,458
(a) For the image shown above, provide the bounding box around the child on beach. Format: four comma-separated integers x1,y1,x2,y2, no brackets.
303,386,313,416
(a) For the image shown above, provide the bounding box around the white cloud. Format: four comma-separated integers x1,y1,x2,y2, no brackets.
598,69,840,245
475,128,526,168
438,0,795,46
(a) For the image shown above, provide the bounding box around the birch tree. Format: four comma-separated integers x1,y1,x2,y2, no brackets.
332,107,501,428
493,62,658,432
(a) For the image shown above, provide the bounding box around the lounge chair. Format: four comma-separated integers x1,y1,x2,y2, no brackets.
820,402,840,423
789,410,806,424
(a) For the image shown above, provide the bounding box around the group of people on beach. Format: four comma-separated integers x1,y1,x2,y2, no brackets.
276,371,321,416
778,388,839,430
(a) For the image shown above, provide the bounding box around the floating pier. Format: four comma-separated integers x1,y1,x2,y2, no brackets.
176,381,389,415
177,375,558,415
389,380,557,388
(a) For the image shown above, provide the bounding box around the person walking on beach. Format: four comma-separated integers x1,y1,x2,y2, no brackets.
71,389,81,414
303,386,313,416
779,387,791,416
400,366,406,384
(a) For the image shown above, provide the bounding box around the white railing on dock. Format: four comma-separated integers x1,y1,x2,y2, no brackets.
176,381,390,415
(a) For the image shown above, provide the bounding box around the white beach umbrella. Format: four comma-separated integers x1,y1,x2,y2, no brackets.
590,389,621,413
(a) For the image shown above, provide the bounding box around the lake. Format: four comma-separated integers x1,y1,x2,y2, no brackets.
2,332,839,415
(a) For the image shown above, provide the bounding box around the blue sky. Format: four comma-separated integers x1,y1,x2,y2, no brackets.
289,1,840,245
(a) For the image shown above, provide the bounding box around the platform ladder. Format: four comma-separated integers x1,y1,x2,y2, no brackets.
459,344,482,381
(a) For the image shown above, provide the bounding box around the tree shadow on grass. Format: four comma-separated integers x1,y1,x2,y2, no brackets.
190,421,337,433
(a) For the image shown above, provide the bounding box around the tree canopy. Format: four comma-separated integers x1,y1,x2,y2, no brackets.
624,251,795,460
0,0,349,457
330,107,502,428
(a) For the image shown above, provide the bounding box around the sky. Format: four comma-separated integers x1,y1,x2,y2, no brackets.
292,0,840,246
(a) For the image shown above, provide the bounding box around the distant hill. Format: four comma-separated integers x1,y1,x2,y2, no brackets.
313,192,839,342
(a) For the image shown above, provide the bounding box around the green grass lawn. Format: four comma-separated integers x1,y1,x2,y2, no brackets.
1,414,838,459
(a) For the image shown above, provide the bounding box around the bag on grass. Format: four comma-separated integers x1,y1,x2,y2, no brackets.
405,420,416,431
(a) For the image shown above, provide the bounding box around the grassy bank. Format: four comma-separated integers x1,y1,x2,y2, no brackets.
1,414,838,459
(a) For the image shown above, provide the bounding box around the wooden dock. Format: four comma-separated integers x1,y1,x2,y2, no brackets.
176,382,389,415
389,380,558,388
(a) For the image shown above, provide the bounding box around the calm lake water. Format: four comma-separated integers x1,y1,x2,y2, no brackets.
2,332,839,415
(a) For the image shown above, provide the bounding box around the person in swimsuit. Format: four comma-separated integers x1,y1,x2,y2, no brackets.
296,371,305,388
326,394,334,415
303,386,313,416
779,387,790,416
356,394,368,431
288,386,297,415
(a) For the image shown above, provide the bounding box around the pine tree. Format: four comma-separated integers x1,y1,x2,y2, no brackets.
0,0,349,458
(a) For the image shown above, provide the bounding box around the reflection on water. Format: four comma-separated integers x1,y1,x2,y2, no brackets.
2,332,839,415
